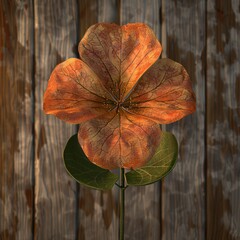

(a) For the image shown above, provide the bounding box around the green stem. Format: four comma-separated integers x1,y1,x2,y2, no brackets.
119,168,125,240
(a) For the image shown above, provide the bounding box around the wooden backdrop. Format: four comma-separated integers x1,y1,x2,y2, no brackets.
0,0,239,239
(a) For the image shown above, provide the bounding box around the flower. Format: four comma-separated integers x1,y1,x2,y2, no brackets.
43,23,196,170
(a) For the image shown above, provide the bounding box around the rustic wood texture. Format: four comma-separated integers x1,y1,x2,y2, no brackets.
34,0,78,239
77,1,119,239
120,1,162,239
206,1,240,239
0,0,34,239
161,1,206,239
0,0,240,239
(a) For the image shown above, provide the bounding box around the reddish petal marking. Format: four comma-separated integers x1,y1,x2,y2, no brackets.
128,58,196,124
79,23,162,101
43,58,113,123
78,111,161,170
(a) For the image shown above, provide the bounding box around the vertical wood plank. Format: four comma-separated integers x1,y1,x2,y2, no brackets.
34,0,78,239
79,0,98,38
206,0,240,239
77,1,98,239
120,1,162,239
98,0,120,23
0,0,34,239
77,1,120,239
161,1,206,239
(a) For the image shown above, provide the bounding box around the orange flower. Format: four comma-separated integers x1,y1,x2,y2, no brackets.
43,23,196,170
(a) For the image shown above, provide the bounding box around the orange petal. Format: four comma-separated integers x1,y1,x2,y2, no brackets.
78,111,161,170
127,58,196,124
43,58,113,123
79,23,162,101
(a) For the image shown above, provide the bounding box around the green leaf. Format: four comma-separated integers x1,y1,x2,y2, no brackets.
125,131,178,186
64,134,119,190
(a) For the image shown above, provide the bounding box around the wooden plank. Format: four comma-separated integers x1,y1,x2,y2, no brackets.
0,0,34,239
77,1,120,239
77,2,99,240
206,0,240,239
34,0,78,239
120,1,162,239
79,0,98,39
98,0,120,23
161,1,206,239
120,0,160,37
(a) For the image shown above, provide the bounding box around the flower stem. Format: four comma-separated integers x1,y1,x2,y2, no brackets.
119,168,125,240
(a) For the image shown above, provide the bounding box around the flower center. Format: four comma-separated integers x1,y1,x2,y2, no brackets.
103,97,133,113
115,99,132,113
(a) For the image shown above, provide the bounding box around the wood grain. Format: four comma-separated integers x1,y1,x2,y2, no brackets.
34,0,78,239
120,1,162,239
77,2,99,239
161,1,206,239
77,1,119,239
0,0,34,239
0,1,240,239
206,0,240,239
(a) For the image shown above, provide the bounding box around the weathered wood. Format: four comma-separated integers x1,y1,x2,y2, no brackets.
98,0,120,23
161,1,206,239
206,0,240,239
34,0,78,239
79,0,98,40
120,1,162,239
120,0,160,37
77,1,119,239
1,1,240,239
0,0,34,239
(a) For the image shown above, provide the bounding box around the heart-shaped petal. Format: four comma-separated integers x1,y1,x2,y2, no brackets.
127,58,196,124
78,111,162,170
79,23,162,101
43,58,113,123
